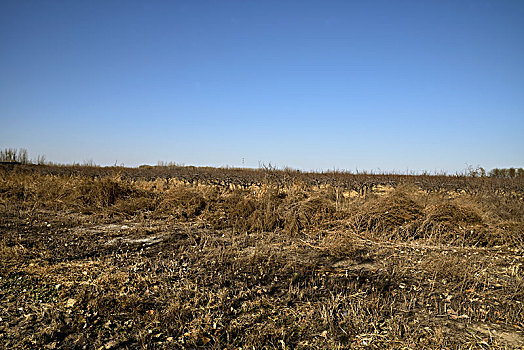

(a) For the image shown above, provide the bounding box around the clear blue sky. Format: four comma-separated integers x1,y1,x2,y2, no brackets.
1,0,523,172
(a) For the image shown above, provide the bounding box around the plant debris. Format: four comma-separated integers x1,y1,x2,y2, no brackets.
1,165,523,349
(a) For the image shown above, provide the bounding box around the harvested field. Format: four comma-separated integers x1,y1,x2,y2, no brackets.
1,164,523,349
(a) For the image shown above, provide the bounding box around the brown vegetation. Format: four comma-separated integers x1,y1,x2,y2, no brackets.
0,164,523,349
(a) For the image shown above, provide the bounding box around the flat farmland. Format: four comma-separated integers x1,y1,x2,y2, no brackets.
1,165,523,349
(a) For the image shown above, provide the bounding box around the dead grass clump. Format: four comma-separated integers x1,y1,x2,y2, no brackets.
202,187,335,235
481,220,524,248
157,186,207,220
0,173,58,204
353,191,424,239
76,177,133,207
418,203,483,243
322,232,368,260
206,188,285,233
247,188,287,233
201,190,254,230
423,203,482,227
280,195,335,235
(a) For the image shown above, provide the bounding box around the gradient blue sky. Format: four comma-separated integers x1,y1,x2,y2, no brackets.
1,0,523,172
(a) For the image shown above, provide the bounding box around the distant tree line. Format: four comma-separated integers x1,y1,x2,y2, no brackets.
0,148,102,166
1,148,523,179
434,165,524,179
488,167,524,178
0,148,30,164
0,148,48,165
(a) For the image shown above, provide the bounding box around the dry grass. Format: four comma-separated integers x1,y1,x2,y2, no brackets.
0,165,523,349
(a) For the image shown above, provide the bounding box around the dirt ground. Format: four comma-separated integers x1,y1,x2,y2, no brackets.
1,165,523,349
